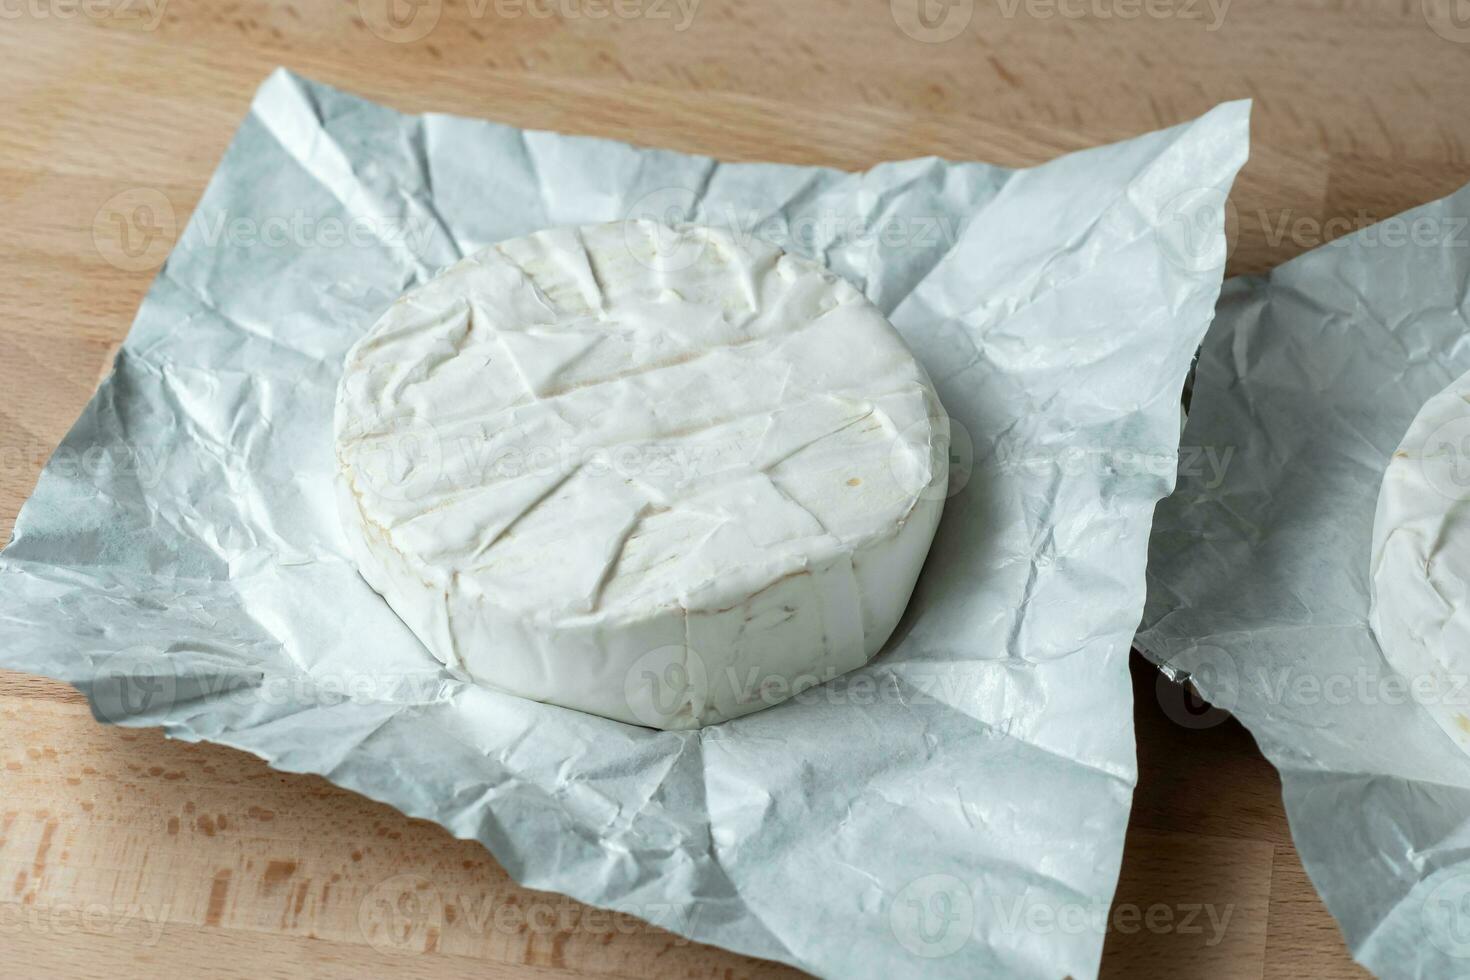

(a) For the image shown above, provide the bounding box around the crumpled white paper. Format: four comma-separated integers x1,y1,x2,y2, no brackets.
1137,182,1470,978
0,69,1247,978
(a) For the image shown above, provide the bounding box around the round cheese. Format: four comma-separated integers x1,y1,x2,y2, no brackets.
1371,368,1470,754
334,221,949,729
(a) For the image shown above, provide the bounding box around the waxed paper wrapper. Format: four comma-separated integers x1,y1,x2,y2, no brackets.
0,69,1248,978
1137,182,1470,978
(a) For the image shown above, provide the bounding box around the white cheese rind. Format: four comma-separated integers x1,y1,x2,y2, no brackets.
334,221,948,729
1371,368,1470,754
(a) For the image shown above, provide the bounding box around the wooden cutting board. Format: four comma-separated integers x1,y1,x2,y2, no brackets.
7,0,1465,975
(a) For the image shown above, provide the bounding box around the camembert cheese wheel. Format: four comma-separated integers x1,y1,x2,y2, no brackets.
1372,367,1470,755
334,221,948,729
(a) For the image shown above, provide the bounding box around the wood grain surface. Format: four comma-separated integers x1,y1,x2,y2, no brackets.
5,0,1465,975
